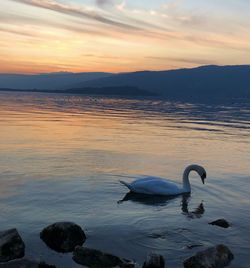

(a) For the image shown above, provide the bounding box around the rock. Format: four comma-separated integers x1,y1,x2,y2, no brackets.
73,246,135,268
183,244,234,268
39,262,56,268
209,219,230,228
142,253,165,268
40,222,86,253
0,228,25,263
186,243,204,249
0,259,56,267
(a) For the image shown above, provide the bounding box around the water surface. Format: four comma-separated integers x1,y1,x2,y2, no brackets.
0,92,250,267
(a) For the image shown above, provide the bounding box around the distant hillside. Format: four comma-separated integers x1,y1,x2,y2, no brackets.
1,65,250,101
73,65,250,101
0,86,156,97
0,72,112,90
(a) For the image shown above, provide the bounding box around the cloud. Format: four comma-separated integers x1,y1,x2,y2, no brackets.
0,26,36,38
83,54,120,59
10,0,141,31
0,12,109,39
8,0,176,42
96,0,113,6
2,0,250,74
146,56,217,66
116,1,126,11
6,0,250,52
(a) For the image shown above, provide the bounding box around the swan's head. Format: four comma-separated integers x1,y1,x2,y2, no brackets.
185,164,207,184
196,165,207,184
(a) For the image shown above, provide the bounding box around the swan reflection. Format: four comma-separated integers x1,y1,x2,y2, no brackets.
118,192,176,205
118,193,205,219
181,194,205,219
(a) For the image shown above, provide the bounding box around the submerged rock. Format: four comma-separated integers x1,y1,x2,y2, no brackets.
0,228,25,263
184,244,234,268
0,259,56,268
186,243,204,250
142,253,165,268
209,219,230,228
40,222,86,253
73,246,135,268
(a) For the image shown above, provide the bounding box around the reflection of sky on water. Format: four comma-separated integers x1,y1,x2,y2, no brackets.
0,92,249,267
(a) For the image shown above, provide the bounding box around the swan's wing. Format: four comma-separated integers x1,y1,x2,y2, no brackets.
130,176,158,182
130,176,168,183
130,178,182,195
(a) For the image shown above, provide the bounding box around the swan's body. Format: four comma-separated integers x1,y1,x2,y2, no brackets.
119,165,206,196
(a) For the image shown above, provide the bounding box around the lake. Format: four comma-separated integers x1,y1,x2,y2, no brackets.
0,91,249,267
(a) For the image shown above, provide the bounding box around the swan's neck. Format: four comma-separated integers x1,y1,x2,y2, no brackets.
182,165,198,193
182,164,205,193
182,170,191,192
182,165,197,192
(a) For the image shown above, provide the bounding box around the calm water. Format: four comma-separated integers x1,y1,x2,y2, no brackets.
0,92,250,267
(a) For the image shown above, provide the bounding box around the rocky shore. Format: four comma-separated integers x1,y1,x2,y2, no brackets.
0,219,234,268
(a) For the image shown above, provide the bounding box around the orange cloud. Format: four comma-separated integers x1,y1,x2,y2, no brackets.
0,0,250,73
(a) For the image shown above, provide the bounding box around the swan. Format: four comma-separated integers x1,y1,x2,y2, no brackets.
119,164,206,196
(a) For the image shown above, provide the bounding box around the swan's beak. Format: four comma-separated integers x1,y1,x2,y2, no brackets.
201,173,206,184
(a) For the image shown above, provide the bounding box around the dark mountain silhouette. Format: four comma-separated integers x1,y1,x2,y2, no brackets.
0,86,157,97
1,65,250,101
0,72,112,90
74,65,250,101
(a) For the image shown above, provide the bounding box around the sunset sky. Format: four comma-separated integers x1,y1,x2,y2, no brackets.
1,0,250,74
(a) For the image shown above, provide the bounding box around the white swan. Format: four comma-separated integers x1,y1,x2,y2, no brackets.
119,164,207,196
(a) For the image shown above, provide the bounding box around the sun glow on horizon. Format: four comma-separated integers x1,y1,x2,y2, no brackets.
1,0,250,74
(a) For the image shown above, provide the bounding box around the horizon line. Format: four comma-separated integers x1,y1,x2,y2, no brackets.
1,64,250,76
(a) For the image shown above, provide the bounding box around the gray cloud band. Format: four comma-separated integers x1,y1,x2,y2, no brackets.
10,0,142,31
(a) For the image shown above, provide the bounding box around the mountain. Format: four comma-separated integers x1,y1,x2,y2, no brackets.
1,65,250,101
72,65,250,101
0,72,112,90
